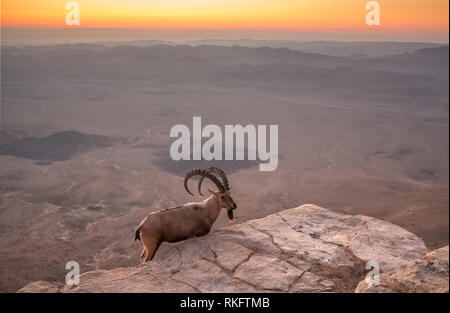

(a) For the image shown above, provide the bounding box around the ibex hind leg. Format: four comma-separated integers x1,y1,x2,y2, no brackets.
140,235,161,263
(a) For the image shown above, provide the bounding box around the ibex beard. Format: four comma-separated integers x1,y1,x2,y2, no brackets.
135,167,236,263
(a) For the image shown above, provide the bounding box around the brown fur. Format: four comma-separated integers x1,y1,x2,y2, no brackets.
135,190,236,263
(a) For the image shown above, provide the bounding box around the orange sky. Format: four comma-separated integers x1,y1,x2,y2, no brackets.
1,0,449,35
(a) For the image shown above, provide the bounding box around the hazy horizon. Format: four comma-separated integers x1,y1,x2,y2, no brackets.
1,28,449,46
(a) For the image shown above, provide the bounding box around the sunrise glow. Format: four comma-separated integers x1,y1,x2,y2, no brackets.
2,0,449,36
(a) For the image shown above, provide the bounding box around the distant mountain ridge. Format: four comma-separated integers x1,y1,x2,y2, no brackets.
4,44,448,82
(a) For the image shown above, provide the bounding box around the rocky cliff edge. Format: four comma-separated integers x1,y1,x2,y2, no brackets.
18,204,448,293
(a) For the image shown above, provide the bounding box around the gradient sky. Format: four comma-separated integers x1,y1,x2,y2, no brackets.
2,0,449,36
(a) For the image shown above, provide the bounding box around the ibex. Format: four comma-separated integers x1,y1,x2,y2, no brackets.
135,167,237,263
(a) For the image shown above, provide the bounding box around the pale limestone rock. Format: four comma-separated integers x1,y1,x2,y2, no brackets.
211,241,253,271
356,245,449,293
234,254,304,291
356,285,394,293
278,204,427,272
249,214,356,271
216,223,281,255
291,272,336,293
17,281,60,293
171,260,239,293
61,266,195,293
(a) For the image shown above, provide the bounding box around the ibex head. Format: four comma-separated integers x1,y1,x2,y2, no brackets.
184,167,237,221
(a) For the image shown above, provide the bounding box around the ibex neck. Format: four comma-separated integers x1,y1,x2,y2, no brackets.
202,195,222,226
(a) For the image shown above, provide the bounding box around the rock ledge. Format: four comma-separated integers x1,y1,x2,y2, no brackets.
18,204,447,293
